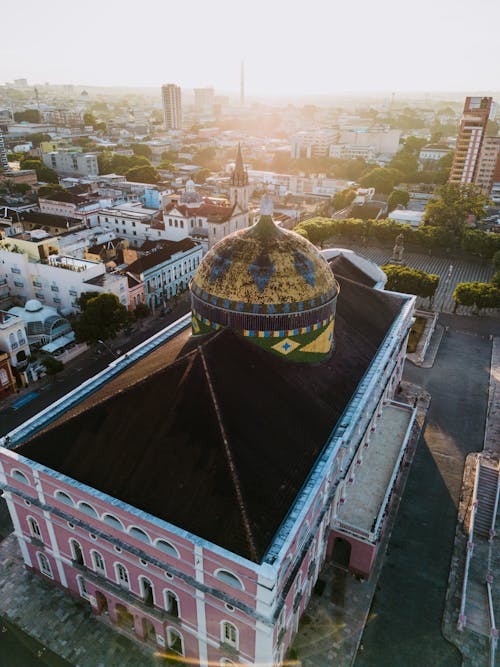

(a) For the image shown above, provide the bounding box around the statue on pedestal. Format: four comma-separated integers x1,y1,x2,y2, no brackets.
392,232,405,263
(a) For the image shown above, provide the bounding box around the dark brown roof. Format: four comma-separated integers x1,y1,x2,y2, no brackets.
20,211,82,229
39,191,83,205
328,255,377,287
16,276,404,562
126,239,199,275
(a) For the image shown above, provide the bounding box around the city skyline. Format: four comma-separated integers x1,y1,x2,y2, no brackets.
2,0,500,95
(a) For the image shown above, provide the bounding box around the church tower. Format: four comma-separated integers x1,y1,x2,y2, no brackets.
229,144,249,213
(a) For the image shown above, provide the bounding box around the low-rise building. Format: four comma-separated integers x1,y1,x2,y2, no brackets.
38,191,100,226
0,170,38,189
0,310,30,368
126,238,202,308
20,211,84,234
0,351,16,398
42,151,99,177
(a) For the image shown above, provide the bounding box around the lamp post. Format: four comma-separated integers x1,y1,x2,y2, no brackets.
439,264,454,312
97,339,118,358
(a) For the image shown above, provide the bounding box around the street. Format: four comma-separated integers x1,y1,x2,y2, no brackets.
355,314,498,666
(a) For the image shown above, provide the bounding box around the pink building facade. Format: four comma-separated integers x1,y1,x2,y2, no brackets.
0,287,415,665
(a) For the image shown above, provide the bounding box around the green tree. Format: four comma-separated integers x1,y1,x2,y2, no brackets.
387,189,410,212
382,264,440,305
83,112,97,127
131,143,153,160
134,303,150,320
453,282,500,313
125,165,160,183
424,184,490,236
492,250,500,271
14,109,40,123
193,168,211,184
74,293,129,344
41,356,64,380
26,132,52,148
19,159,58,183
77,291,101,310
37,183,66,197
160,150,178,162
358,167,401,194
461,230,500,259
158,160,175,171
333,188,356,211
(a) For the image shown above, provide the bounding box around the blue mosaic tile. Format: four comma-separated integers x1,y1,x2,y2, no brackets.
293,250,315,287
209,252,233,282
248,253,275,292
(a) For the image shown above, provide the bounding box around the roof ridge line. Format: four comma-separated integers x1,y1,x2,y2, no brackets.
199,346,258,562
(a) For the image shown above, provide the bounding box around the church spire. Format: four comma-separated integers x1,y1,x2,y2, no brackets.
231,144,248,187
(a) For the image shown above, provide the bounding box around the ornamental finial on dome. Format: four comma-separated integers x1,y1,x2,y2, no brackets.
260,194,273,216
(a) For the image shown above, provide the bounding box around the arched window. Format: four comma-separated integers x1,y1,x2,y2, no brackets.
103,514,124,531
215,569,244,591
12,469,30,485
37,552,52,578
164,590,179,618
9,333,16,348
91,550,106,576
28,517,41,538
17,329,25,345
78,502,99,518
139,576,155,607
167,628,184,655
221,621,239,650
221,660,236,666
77,575,89,599
155,539,179,558
128,526,150,544
115,563,129,590
70,539,84,566
54,490,74,506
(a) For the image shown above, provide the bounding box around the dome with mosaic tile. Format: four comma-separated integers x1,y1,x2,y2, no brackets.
190,195,340,362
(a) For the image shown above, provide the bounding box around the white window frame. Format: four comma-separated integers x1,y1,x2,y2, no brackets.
27,516,41,539
91,550,106,576
166,627,184,655
115,563,130,590
37,552,53,578
221,620,239,650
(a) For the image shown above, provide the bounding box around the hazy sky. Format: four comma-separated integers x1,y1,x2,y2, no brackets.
2,0,499,94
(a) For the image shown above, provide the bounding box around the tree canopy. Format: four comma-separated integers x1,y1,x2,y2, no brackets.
382,264,440,302
453,282,500,312
423,184,490,236
14,109,40,123
333,188,356,211
19,158,58,184
131,143,153,160
125,165,161,183
358,167,402,194
74,292,129,344
387,189,410,212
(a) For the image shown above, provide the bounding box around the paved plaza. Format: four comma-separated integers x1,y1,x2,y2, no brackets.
339,245,496,315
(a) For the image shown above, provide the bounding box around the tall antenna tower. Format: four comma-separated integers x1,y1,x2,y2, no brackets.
240,60,245,106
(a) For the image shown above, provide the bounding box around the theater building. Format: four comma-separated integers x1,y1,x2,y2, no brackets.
0,198,416,665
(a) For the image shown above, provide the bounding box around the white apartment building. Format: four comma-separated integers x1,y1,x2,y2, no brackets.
291,130,338,158
0,234,129,314
337,129,401,155
42,151,99,177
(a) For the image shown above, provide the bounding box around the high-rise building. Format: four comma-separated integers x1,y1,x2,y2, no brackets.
449,96,496,186
161,84,182,131
474,135,500,195
194,87,214,114
0,131,8,171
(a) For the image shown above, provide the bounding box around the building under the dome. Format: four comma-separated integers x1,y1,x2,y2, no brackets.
0,209,417,665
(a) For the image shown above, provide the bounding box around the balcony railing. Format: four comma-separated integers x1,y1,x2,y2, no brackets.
75,563,181,625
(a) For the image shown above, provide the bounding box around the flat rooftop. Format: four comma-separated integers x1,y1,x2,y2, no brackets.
16,276,405,563
336,403,413,537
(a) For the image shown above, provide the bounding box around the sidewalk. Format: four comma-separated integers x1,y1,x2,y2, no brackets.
290,381,430,667
442,337,500,666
